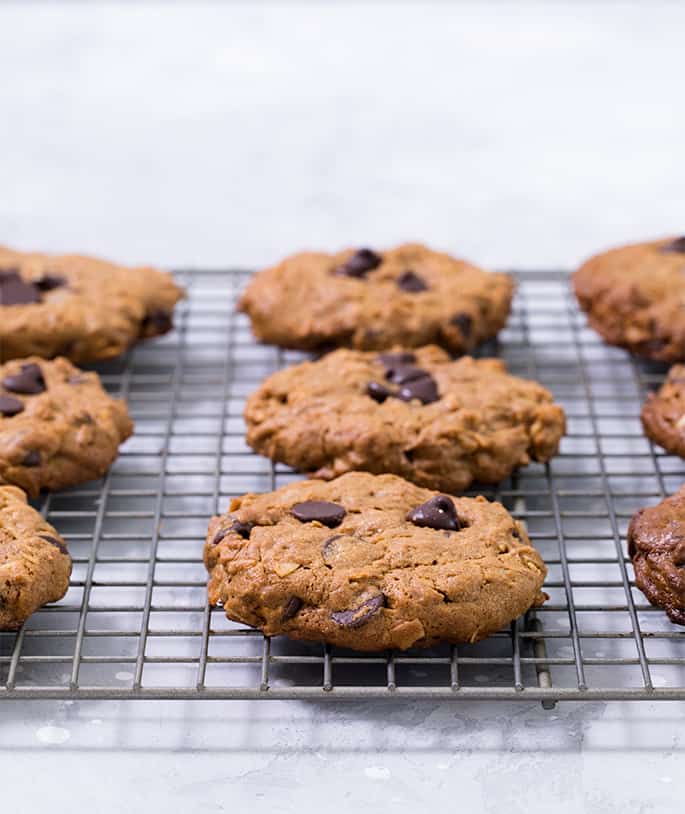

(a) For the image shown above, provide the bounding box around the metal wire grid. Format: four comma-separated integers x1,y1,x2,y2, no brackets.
1,269,684,704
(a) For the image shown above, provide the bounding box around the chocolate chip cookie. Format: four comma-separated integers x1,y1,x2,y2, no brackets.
574,236,685,361
238,243,513,353
245,346,566,492
641,364,685,457
627,486,685,625
205,472,547,650
0,357,133,496
1,485,71,629
0,244,184,362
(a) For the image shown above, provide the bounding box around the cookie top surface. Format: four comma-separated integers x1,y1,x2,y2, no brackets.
0,245,184,363
0,356,133,496
204,472,547,651
245,346,566,493
0,485,71,629
238,243,513,353
627,486,685,625
641,364,685,457
574,236,685,361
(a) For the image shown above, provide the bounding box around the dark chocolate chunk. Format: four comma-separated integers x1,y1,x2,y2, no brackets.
2,363,46,395
40,534,69,556
377,352,417,367
35,273,67,291
291,500,346,527
0,270,41,306
451,312,473,338
22,450,41,467
397,374,439,404
366,381,392,403
396,270,428,292
330,593,385,628
334,248,382,278
661,236,685,254
230,520,254,539
385,364,429,385
0,395,24,417
281,596,303,621
406,495,461,531
142,309,173,334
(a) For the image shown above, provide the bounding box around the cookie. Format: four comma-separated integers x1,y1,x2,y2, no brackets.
0,485,71,629
245,346,566,492
205,472,547,651
0,357,133,496
238,243,513,353
574,236,685,361
627,486,685,625
641,364,685,457
0,244,184,363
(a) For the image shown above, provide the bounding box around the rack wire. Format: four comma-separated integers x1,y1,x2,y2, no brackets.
1,270,684,705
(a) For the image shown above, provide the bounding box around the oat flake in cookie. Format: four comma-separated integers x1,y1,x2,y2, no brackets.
0,356,133,496
204,472,548,651
238,243,513,354
627,487,685,626
245,346,566,493
0,244,184,362
574,236,685,361
0,485,71,629
641,364,685,458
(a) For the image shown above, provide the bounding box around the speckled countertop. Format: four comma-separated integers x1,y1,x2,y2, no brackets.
1,2,684,811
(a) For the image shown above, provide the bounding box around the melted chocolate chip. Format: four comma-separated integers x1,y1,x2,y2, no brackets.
0,395,24,417
385,364,429,385
451,312,473,338
230,520,254,539
330,593,386,628
377,352,416,367
406,495,461,531
0,270,41,306
397,374,439,404
282,596,303,621
143,309,173,334
22,450,41,467
396,270,428,292
661,236,685,254
35,274,66,291
334,248,382,278
40,534,69,555
291,500,346,528
366,381,392,403
2,363,46,395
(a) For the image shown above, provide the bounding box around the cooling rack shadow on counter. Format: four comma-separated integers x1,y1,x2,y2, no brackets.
1,270,684,706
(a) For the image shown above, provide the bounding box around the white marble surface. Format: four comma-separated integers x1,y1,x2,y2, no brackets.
2,2,685,812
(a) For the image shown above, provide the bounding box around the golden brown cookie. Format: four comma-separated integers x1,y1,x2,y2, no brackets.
641,364,685,457
0,357,133,496
0,485,71,629
574,236,685,361
627,486,685,625
205,472,548,651
245,346,566,493
0,244,184,362
238,243,513,353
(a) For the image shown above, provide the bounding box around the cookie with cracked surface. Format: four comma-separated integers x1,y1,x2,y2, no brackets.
0,244,184,363
204,472,548,651
641,364,685,457
238,243,513,353
574,236,685,361
0,357,133,496
245,346,566,492
627,486,685,625
0,485,71,629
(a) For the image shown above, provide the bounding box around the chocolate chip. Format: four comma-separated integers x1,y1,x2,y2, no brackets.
40,534,69,555
0,395,24,417
230,520,254,539
396,270,428,292
451,312,473,338
35,274,66,291
22,450,41,467
397,374,439,404
291,500,346,527
662,236,685,254
406,495,461,531
334,248,382,278
331,593,386,628
385,365,429,385
377,352,416,367
281,596,303,621
366,381,392,403
2,363,46,395
142,309,173,334
0,270,41,306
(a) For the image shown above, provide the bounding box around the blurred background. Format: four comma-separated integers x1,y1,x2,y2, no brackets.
1,1,683,270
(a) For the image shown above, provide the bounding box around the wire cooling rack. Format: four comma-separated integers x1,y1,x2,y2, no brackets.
1,269,684,706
